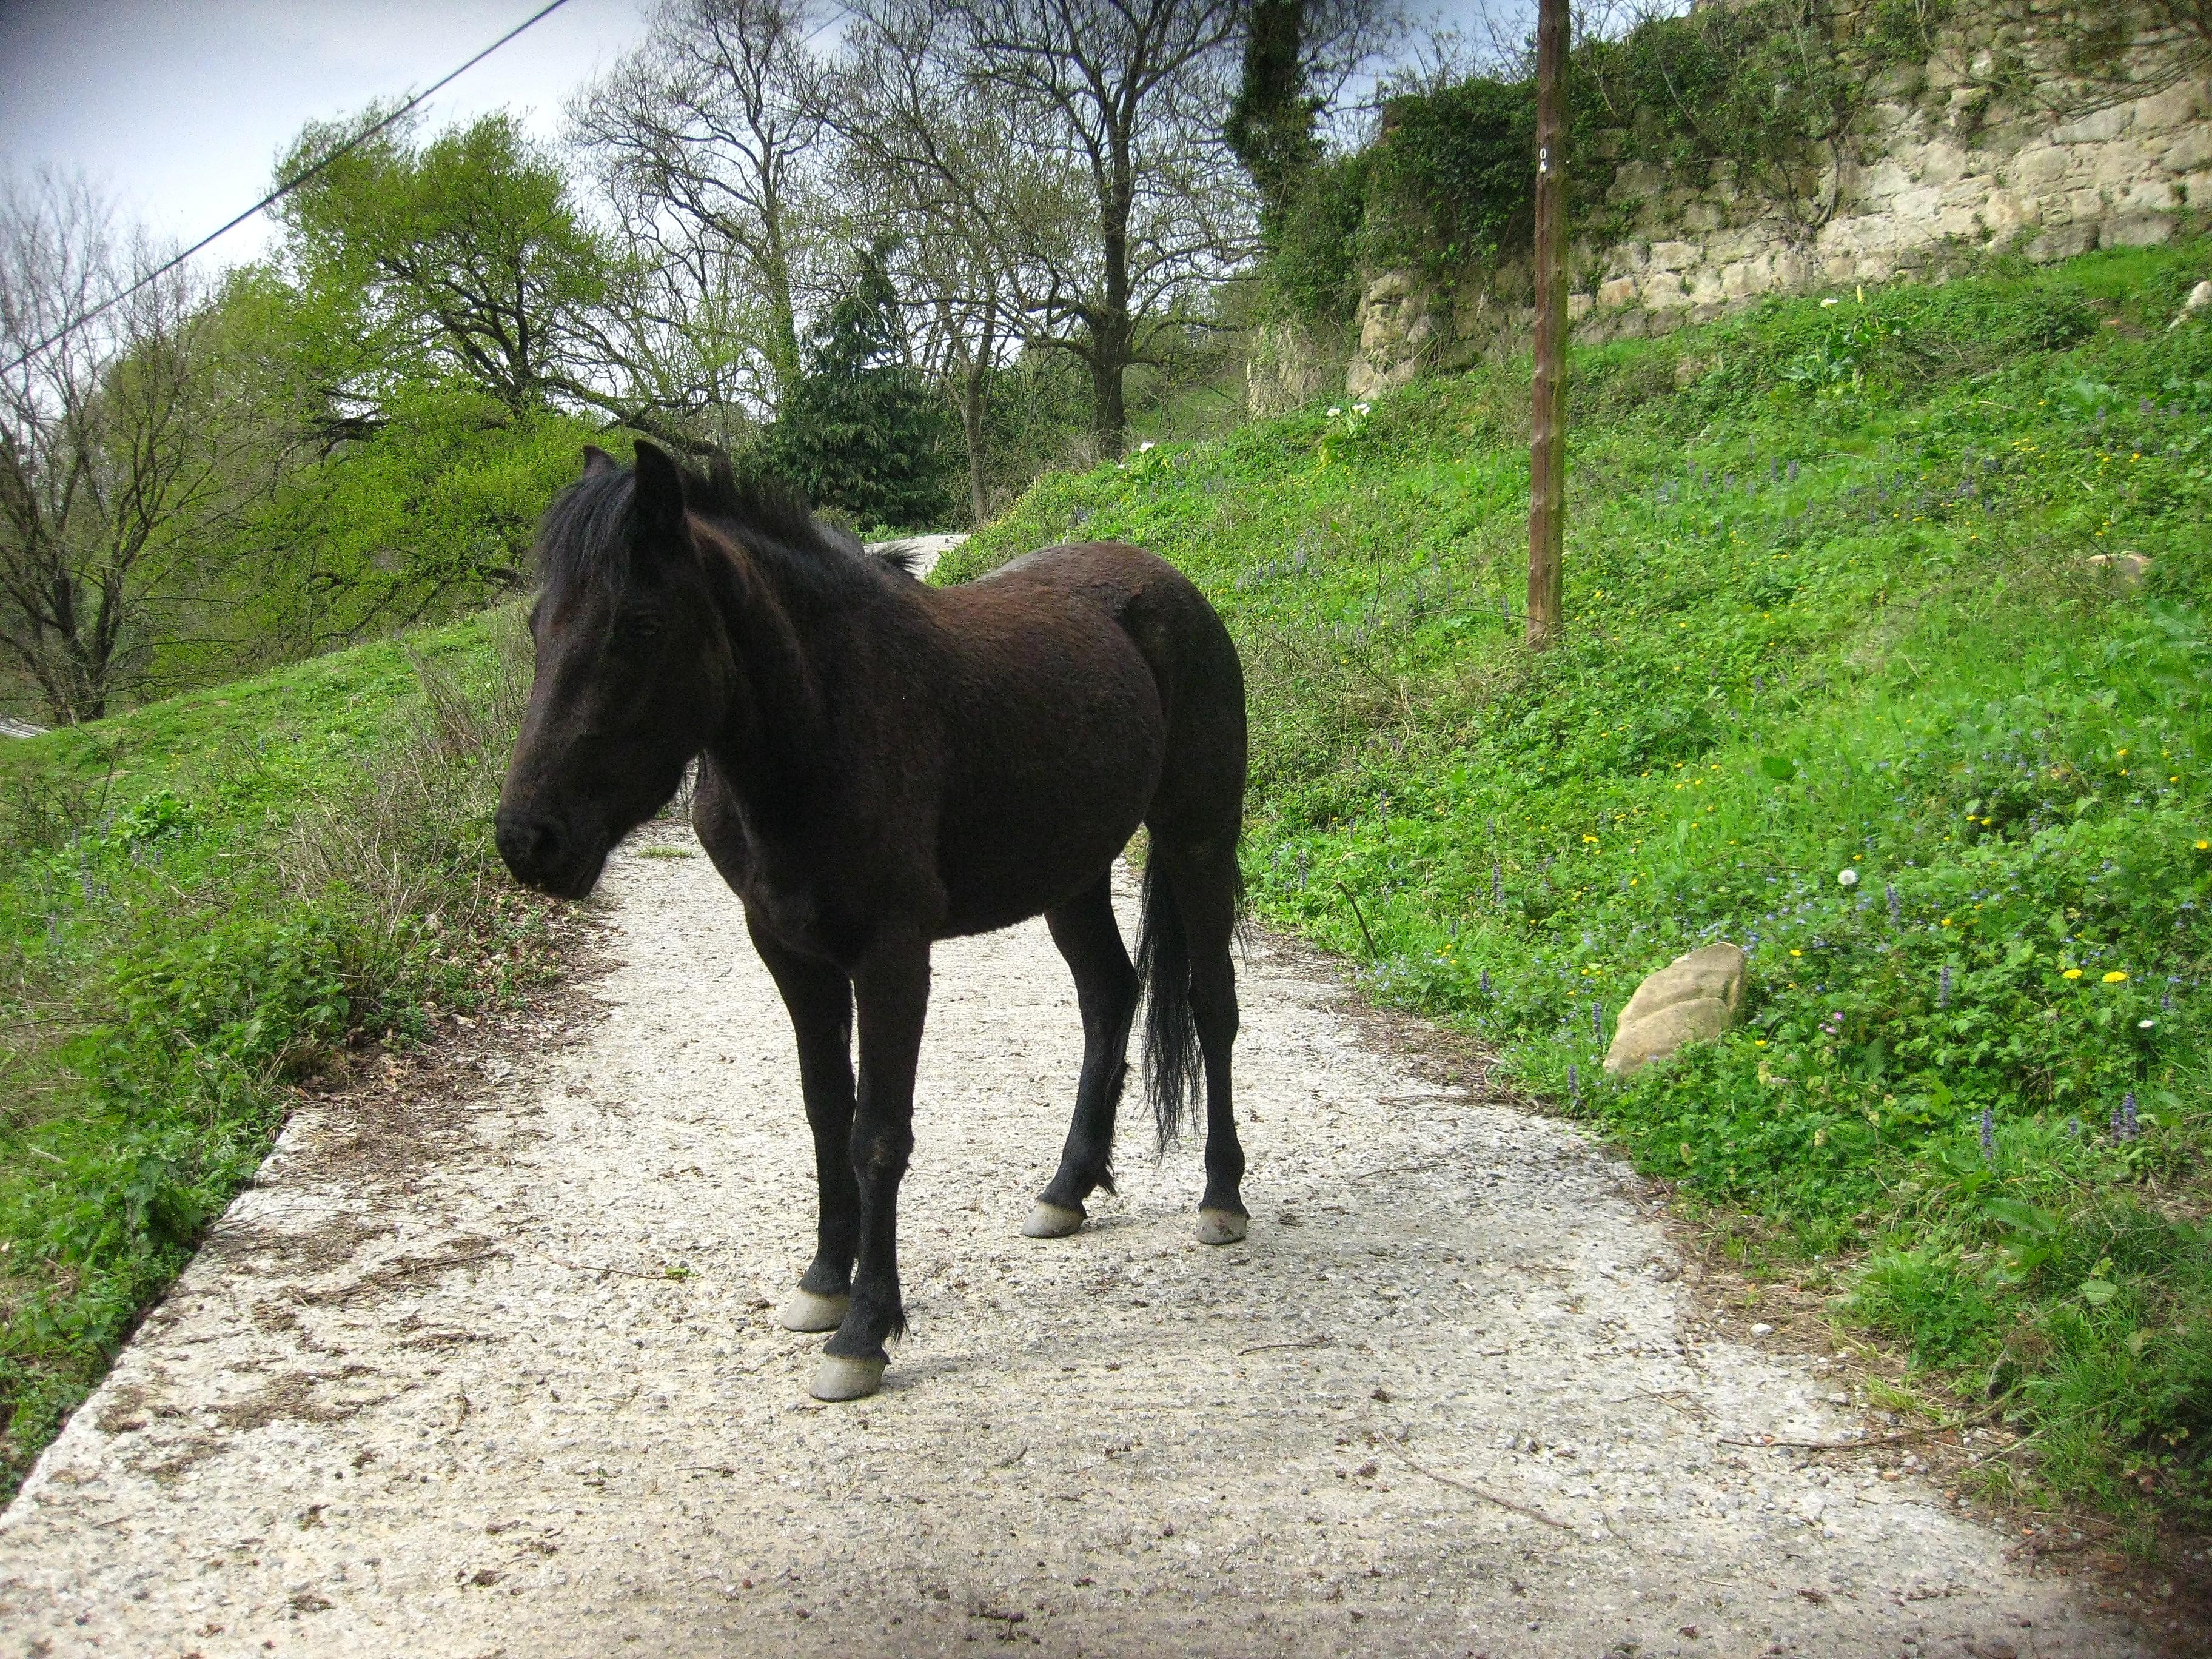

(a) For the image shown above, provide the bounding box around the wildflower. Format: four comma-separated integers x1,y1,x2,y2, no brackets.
1886,883,1900,923
1353,402,1370,415
2062,967,2083,979
1980,1107,1995,1161
1938,965,1952,1009
2068,1116,2081,1138
1789,948,1803,957
1326,406,1342,417
1492,859,1503,905
1480,968,1493,997
2102,970,2128,984
1592,999,1605,1040
2197,840,2210,851
1821,296,1840,307
1820,1010,1843,1037
1569,1064,1581,1108
1838,868,1858,888
2123,1091,2139,1138
2139,1018,2155,1030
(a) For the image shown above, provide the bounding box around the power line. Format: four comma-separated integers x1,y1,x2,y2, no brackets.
1,0,576,381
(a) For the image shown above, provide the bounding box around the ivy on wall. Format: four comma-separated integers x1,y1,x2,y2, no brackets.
1265,0,1956,330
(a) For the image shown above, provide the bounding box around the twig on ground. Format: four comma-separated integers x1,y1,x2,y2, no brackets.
1335,882,1381,960
537,1252,689,1282
1720,1406,2002,1454
1237,1335,1329,1357
1382,1444,1574,1532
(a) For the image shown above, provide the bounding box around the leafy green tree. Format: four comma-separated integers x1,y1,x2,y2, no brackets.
272,110,617,417
755,246,953,529
1226,0,1324,245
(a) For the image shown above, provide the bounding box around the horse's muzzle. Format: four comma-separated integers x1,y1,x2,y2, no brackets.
495,808,600,900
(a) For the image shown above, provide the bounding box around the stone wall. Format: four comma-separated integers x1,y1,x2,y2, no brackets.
1343,39,2212,399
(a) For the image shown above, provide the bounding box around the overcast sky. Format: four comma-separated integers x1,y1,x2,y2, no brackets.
0,0,1517,273
0,0,655,263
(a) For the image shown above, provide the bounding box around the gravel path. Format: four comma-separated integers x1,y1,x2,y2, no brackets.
0,831,2153,1657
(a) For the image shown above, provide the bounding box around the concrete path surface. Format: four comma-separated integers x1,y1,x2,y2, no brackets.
0,833,2153,1657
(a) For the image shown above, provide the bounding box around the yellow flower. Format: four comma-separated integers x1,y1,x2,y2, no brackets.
2198,840,2211,851
2103,970,2128,984
2062,968,2083,980
1754,1039,1768,1047
1789,948,1803,957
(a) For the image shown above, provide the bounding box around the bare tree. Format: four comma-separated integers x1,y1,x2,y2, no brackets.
851,0,1258,454
0,177,254,723
571,0,834,412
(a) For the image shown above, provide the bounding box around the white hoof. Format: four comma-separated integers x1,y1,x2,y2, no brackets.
1023,1201,1085,1239
1197,1208,1250,1245
810,1355,886,1401
778,1288,851,1333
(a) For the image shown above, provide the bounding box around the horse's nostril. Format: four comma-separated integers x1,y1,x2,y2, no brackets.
495,811,566,881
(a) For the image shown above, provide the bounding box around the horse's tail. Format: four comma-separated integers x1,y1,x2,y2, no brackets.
1136,854,1204,1155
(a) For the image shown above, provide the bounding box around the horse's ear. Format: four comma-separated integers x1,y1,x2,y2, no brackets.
629,440,688,548
581,444,617,480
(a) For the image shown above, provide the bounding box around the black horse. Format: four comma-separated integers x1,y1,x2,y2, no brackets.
495,442,1250,1401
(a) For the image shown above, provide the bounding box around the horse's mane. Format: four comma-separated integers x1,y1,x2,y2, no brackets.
535,449,914,598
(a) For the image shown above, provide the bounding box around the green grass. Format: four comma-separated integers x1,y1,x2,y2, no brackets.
942,243,2212,1544
0,604,549,1498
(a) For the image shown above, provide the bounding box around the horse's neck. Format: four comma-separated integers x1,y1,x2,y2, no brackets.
697,532,837,817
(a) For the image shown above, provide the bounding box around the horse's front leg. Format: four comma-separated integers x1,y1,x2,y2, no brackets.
746,914,860,1334
813,934,930,1402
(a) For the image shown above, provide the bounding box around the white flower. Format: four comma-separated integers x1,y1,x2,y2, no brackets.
1353,401,1370,414
1139,441,1156,452
1326,406,1342,417
1821,297,1840,307
2140,1018,2156,1030
1837,868,1859,887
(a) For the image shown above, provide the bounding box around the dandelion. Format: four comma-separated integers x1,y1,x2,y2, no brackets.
2102,970,2128,984
1938,964,1952,1008
1980,1107,1995,1161
1838,868,1858,888
2062,967,2083,980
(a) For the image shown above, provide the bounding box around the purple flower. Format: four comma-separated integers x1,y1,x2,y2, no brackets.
1979,1107,1995,1161
2123,1091,2139,1140
1938,965,1952,1010
1592,999,1605,1041
1886,883,1900,924
1492,859,1503,906
1480,968,1493,997
1568,1063,1580,1108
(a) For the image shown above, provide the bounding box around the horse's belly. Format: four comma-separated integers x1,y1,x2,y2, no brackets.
935,696,1162,936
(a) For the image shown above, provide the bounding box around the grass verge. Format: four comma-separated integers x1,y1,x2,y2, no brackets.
0,604,555,1500
942,242,2212,1546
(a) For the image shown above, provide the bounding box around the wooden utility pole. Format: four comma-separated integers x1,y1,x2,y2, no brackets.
1526,0,1569,649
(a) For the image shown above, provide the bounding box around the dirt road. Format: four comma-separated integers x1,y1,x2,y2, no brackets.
0,832,2155,1657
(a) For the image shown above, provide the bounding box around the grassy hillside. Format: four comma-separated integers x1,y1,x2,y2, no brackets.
942,244,2212,1543
0,606,549,1498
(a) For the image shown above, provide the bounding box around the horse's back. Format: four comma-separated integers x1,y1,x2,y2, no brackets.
940,541,1245,848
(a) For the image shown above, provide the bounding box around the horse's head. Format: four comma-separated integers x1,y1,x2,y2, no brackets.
496,441,732,899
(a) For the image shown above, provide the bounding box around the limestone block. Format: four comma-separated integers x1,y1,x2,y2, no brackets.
2137,82,2201,133
1648,239,1699,273
1610,160,1666,203
2029,221,2099,263
1640,270,1691,309
2011,144,2070,188
1603,943,1747,1079
1689,300,1728,326
2163,127,2212,175
1687,266,1726,304
1720,259,1773,300
1681,201,1723,233
2122,177,2180,213
2105,210,2176,249
1568,292,1594,321
1916,141,1971,188
2055,104,2132,144
1598,275,1639,308
1980,188,2040,238
2096,141,2165,188
2086,551,2153,589
1894,185,1944,224
1860,159,1916,201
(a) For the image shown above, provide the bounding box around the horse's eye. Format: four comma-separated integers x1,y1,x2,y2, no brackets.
613,615,662,648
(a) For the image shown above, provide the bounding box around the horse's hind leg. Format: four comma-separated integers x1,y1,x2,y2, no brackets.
1026,872,1139,1239
1161,840,1247,1244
